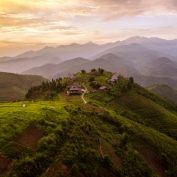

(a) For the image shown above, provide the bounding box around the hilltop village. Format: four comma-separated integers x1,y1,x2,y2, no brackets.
25,68,134,104
67,71,120,96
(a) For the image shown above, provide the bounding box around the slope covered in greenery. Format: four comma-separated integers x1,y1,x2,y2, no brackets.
1,70,177,177
0,72,46,102
147,84,177,105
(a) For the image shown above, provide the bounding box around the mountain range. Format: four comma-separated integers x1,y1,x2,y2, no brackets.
22,54,138,79
1,36,177,88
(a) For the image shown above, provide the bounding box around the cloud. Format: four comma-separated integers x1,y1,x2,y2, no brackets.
0,0,177,57
1,0,177,30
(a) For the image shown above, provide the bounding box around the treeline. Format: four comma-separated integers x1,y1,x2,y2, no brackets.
109,76,134,96
25,78,66,99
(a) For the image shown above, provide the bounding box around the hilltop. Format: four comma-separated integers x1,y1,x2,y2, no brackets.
0,72,47,102
1,69,177,177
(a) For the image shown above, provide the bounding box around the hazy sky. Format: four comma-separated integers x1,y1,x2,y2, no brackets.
0,0,177,57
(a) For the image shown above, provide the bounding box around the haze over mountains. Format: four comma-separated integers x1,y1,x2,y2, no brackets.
1,36,177,88
141,57,177,79
147,84,177,105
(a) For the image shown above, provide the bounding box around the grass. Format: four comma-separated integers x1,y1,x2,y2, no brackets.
0,72,46,102
0,101,69,147
1,71,177,176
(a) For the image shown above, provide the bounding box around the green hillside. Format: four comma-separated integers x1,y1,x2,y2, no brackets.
0,72,46,102
1,69,177,177
148,84,177,105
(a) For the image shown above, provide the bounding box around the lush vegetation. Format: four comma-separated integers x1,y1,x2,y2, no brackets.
0,72,46,102
25,78,66,100
1,69,177,177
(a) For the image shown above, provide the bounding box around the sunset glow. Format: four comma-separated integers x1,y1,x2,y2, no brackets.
0,0,177,56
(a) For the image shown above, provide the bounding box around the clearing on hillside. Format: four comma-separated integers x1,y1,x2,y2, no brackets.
97,166,117,177
0,154,11,175
100,139,122,169
136,147,169,177
14,126,45,149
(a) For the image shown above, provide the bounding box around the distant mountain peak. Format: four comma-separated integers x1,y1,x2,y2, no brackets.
86,41,94,44
98,53,118,58
70,43,80,46
43,46,54,49
84,41,98,46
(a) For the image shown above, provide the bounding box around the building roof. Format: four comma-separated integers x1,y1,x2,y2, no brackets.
69,83,81,91
99,86,107,90
68,73,76,79
110,72,120,80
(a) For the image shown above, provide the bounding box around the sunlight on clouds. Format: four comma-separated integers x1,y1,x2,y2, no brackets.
0,0,177,56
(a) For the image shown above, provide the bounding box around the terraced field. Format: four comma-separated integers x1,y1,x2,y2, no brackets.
14,126,45,149
136,147,169,177
0,155,11,176
100,139,122,169
119,91,177,134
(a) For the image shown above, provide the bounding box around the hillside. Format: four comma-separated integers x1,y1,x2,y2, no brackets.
141,57,177,79
147,84,177,104
133,74,177,88
0,72,46,102
1,70,177,176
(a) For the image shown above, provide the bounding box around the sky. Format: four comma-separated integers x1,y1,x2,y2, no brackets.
0,0,177,57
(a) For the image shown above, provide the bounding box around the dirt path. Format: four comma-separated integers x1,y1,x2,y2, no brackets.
81,83,88,104
105,74,111,80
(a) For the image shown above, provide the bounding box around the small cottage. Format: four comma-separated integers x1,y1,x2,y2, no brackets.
68,73,76,81
99,86,107,90
108,72,120,85
68,83,82,95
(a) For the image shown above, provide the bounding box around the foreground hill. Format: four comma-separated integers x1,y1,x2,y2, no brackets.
1,70,177,177
0,72,46,102
148,84,177,104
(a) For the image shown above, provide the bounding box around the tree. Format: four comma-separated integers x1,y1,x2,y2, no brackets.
127,77,134,90
98,68,104,74
70,164,79,176
103,154,113,167
81,69,86,74
89,77,95,82
91,68,96,72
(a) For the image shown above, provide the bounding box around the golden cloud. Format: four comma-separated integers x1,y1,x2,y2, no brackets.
0,0,177,57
